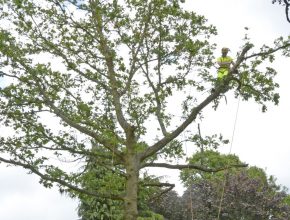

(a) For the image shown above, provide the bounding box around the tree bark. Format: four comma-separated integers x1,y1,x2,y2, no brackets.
124,154,139,220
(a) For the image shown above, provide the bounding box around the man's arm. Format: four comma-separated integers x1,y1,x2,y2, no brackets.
217,59,232,68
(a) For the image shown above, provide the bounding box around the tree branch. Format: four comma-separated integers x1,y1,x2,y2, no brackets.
244,42,290,60
140,38,168,136
143,182,175,202
141,162,248,172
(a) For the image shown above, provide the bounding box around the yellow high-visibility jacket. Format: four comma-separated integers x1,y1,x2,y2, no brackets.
217,56,233,78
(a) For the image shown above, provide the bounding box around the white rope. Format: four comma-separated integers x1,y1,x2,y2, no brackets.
217,95,241,219
183,132,194,220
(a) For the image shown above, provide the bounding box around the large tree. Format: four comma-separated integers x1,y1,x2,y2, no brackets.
0,0,289,219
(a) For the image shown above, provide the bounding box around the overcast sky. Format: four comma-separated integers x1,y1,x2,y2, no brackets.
0,1,289,220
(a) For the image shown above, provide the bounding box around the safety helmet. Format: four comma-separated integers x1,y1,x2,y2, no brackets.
222,47,230,52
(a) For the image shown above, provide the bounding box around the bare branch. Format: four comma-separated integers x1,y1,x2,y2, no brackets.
142,182,175,202
141,162,248,172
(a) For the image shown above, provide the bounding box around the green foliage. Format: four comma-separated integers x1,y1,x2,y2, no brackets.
180,150,242,185
246,166,268,183
78,195,123,220
137,211,164,220
158,140,184,160
189,133,229,151
283,195,290,206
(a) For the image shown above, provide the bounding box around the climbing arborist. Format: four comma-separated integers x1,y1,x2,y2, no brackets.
217,47,234,79
211,47,234,94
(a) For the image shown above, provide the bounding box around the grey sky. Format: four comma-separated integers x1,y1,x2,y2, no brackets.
0,1,289,220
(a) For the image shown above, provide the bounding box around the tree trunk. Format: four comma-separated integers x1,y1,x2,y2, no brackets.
124,154,139,220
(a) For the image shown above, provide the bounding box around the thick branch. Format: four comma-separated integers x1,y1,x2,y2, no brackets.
142,182,175,188
141,162,248,172
231,44,253,69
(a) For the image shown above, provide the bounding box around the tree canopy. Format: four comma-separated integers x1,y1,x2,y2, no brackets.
0,0,289,219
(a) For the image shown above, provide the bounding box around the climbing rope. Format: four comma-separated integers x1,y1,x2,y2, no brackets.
217,95,241,219
184,131,194,220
